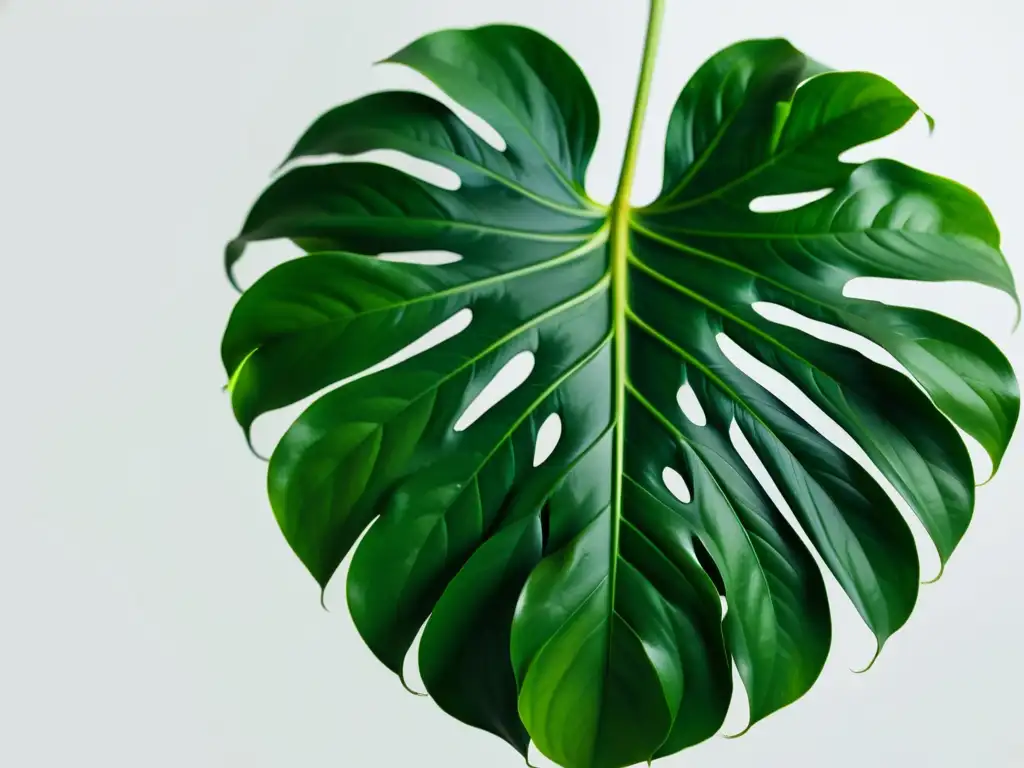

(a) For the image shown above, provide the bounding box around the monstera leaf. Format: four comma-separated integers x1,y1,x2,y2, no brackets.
220,3,1017,766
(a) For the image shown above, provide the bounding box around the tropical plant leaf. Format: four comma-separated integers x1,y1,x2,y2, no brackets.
220,4,1018,767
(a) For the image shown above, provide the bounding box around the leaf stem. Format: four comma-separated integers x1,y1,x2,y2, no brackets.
613,0,664,208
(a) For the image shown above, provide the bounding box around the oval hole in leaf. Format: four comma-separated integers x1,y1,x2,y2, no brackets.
720,595,729,618
714,332,941,582
748,188,832,213
249,309,473,458
662,467,691,504
453,350,535,433
533,413,563,467
752,301,904,372
727,418,809,547
378,251,463,265
281,149,461,190
693,537,726,596
447,104,506,152
676,381,707,426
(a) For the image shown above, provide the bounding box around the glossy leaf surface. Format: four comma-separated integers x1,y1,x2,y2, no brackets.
220,7,1017,767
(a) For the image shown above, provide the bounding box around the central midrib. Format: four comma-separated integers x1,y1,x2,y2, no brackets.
602,0,665,728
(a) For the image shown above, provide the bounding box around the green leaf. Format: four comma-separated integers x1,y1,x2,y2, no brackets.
220,3,1018,767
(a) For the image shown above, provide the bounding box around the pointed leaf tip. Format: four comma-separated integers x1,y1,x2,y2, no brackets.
243,427,268,462
723,720,756,740
398,673,428,698
921,558,946,585
851,641,883,675
225,239,246,292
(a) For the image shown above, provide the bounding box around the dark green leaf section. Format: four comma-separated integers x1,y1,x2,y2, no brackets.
221,238,605,443
625,334,832,725
385,24,601,195
224,161,601,289
658,39,828,204
280,90,518,186
221,22,1018,768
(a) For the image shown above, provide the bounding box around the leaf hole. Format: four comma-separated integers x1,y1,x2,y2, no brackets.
843,278,1016,342
532,413,563,467
728,418,832,573
378,250,463,265
378,70,507,152
719,595,728,618
280,149,461,190
539,503,552,553
730,417,880,668
748,188,832,213
248,308,473,458
752,301,994,483
675,381,707,426
715,332,942,582
751,301,905,373
716,332,860,465
662,467,691,504
441,101,506,152
453,350,535,433
692,537,726,596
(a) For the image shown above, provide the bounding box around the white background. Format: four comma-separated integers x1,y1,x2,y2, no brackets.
1,1,1021,766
